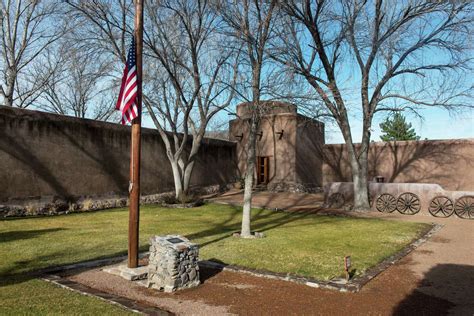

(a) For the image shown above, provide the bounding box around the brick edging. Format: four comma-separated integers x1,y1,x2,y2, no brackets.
198,260,359,292
35,252,149,276
349,223,443,289
41,274,171,316
37,223,441,296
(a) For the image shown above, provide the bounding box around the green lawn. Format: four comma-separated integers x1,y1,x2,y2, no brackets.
1,203,429,314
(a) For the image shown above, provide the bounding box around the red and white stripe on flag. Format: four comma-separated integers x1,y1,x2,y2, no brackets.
116,37,139,125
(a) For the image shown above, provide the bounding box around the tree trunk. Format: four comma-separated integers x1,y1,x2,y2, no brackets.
3,95,13,107
348,141,370,211
341,121,370,211
3,82,14,107
182,160,195,197
181,137,202,197
352,156,370,211
353,116,372,211
241,115,258,237
170,160,184,201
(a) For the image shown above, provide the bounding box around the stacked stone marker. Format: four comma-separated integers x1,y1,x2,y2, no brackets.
147,235,200,293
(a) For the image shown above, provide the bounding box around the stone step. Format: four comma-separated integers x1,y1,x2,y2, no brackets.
102,264,148,281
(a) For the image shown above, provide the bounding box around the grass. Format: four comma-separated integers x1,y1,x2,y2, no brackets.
0,203,429,314
0,277,135,316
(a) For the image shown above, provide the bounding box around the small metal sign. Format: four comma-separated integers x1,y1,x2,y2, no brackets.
344,256,351,281
167,237,184,244
344,256,351,270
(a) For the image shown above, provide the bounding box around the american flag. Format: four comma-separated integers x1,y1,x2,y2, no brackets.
116,36,139,125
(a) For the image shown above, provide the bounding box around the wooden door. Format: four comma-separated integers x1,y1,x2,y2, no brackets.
257,156,269,184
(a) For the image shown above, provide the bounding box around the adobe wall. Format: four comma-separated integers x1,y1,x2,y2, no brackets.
6,105,471,215
236,101,297,118
296,115,325,189
323,139,474,191
0,107,237,210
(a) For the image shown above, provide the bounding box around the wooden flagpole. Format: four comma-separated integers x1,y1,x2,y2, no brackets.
128,0,144,269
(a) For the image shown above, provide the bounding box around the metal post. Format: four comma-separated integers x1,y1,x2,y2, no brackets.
128,0,144,269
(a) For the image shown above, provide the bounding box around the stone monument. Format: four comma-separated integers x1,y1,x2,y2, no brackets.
147,235,200,292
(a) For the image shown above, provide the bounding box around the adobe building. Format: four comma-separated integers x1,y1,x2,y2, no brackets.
2,106,474,218
229,101,325,192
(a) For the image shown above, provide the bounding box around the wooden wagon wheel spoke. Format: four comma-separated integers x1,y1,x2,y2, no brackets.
408,203,418,213
455,201,468,218
376,193,397,213
454,196,474,219
429,196,454,218
397,192,421,215
439,198,454,217
409,198,420,207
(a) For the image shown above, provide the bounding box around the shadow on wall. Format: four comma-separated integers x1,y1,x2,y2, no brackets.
0,107,237,204
231,110,325,190
321,143,351,182
0,110,130,202
323,139,474,191
265,114,295,184
295,116,325,188
192,138,239,187
393,264,474,315
52,117,130,196
233,115,297,186
0,132,74,200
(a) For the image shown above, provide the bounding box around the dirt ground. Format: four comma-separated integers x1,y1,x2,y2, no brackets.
66,191,473,315
66,256,454,315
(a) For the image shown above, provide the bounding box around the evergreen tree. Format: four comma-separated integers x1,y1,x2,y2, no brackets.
379,113,420,141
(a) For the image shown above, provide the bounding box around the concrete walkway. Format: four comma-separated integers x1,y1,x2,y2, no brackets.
211,190,474,315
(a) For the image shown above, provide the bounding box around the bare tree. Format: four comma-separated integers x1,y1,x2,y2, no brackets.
66,0,238,200
0,0,65,107
38,42,117,121
64,1,134,118
217,0,279,237
65,0,133,64
276,0,473,210
205,115,230,140
143,0,238,200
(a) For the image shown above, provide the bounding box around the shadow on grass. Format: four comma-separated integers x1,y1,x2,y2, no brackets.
0,228,67,243
0,243,148,287
187,204,327,248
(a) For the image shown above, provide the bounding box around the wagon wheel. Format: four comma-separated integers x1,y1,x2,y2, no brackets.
428,196,454,218
375,193,397,213
454,196,474,219
328,193,345,208
396,192,421,215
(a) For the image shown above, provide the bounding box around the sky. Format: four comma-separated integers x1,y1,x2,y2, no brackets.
140,103,474,144
325,107,474,144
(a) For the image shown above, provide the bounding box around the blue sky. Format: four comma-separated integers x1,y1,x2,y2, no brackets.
326,107,474,144
140,105,473,144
